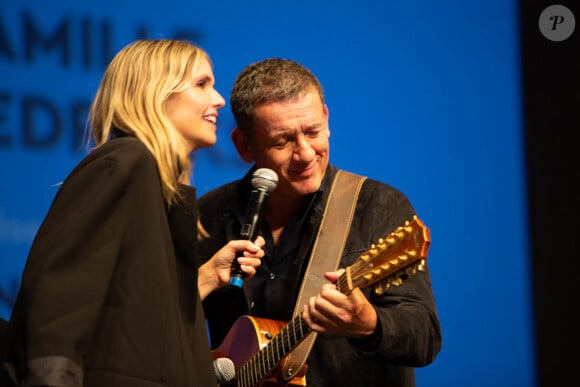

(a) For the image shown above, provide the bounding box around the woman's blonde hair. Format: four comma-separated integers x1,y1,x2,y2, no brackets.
89,39,211,206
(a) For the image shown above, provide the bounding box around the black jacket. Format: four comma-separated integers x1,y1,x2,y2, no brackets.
199,165,442,387
7,137,216,386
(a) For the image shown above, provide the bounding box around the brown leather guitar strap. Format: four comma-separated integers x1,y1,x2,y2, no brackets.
280,169,367,382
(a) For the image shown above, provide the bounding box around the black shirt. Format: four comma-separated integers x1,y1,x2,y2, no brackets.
248,191,319,321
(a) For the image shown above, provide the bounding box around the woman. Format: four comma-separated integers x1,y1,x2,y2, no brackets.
6,39,264,386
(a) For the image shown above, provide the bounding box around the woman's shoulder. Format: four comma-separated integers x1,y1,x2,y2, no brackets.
90,136,151,160
68,137,158,184
84,137,154,167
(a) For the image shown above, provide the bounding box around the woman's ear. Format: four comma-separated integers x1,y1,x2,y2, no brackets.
231,128,255,163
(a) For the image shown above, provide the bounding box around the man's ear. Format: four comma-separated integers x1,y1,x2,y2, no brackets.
231,128,255,163
324,104,330,138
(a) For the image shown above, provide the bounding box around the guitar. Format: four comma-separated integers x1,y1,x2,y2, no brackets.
212,215,431,387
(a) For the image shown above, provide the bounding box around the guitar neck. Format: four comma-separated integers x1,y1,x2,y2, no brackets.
236,314,311,386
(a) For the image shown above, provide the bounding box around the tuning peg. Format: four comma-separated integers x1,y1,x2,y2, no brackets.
417,259,426,272
379,262,391,272
410,265,418,275
376,238,386,248
371,268,383,277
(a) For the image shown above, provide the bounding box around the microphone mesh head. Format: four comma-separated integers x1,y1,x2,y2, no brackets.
251,168,278,193
214,357,236,384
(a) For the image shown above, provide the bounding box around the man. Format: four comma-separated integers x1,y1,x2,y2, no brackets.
198,58,442,386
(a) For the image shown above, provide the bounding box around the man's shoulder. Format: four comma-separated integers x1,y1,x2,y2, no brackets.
332,168,413,212
334,167,401,195
198,180,241,208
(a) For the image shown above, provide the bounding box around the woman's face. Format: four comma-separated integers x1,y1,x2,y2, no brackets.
165,57,226,153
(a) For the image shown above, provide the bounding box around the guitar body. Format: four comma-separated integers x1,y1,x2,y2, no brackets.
212,315,307,387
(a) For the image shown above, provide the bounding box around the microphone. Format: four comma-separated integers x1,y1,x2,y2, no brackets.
213,357,236,384
229,168,278,287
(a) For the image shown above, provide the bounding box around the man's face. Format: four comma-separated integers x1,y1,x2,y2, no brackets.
246,87,330,201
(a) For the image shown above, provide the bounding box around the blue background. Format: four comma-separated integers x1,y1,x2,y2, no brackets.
0,1,534,385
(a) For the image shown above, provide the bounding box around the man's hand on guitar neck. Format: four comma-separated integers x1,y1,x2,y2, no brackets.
301,270,378,339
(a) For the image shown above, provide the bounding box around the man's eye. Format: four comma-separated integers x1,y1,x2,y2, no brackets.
274,140,288,148
307,129,322,137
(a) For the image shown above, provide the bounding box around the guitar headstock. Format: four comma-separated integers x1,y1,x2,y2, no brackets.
339,215,431,295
